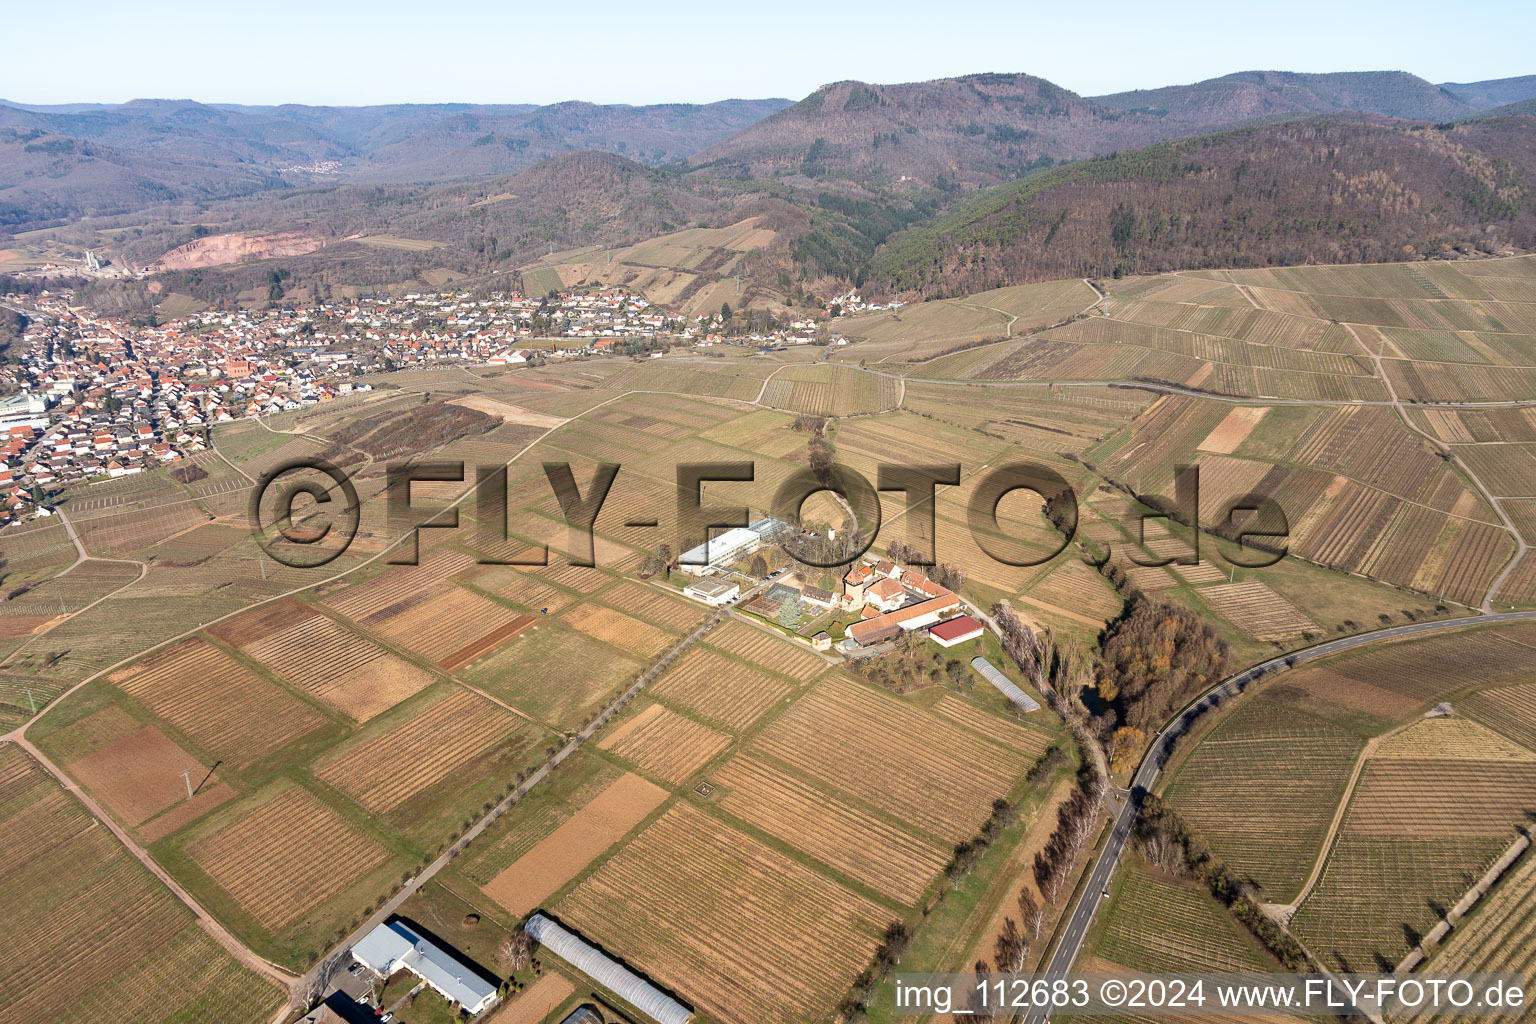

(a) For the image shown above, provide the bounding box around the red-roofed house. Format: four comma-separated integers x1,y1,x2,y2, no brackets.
866,577,906,612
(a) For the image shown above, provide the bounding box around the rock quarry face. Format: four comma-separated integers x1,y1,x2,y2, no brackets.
150,231,324,271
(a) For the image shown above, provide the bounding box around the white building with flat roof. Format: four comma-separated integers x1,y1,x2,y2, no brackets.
352,921,498,1015
684,578,739,605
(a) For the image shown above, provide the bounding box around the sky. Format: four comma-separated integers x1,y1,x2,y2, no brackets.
5,0,1534,107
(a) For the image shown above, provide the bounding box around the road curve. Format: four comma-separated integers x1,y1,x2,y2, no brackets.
1021,609,1536,1024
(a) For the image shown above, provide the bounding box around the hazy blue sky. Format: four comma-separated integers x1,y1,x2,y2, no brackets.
5,0,1533,106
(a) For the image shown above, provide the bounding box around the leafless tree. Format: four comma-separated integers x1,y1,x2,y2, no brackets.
994,917,1030,973
496,929,533,975
1017,887,1044,941
296,951,348,1009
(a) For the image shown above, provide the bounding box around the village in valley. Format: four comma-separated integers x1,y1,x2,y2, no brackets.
0,281,857,527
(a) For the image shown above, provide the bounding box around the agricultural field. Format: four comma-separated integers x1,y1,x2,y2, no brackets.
62,705,236,832
1195,581,1318,640
650,647,791,730
556,802,890,1024
109,637,325,768
187,782,391,931
480,771,668,916
703,619,831,682
455,754,627,888
315,688,535,814
238,606,436,721
751,675,1031,843
461,622,641,729
0,745,283,1023
759,363,903,416
1396,849,1536,1024
1095,868,1271,973
1292,836,1509,972
1165,698,1365,901
712,754,949,904
596,702,731,785
834,279,1098,364
561,603,672,658
600,580,709,631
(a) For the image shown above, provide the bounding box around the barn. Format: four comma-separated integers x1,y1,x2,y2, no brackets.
928,614,984,647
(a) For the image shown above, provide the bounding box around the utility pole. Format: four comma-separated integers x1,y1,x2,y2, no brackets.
180,769,194,800
25,688,35,714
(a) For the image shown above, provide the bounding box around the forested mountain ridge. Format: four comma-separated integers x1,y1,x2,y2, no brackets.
873,116,1536,298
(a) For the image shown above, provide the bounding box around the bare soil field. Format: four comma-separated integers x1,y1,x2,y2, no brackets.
481,772,668,916
68,722,232,828
1197,406,1270,454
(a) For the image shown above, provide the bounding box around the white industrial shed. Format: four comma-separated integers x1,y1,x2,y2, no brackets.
677,527,761,575
525,914,692,1024
352,921,498,1015
970,656,1041,712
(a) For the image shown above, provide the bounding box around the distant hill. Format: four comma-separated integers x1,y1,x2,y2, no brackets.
1092,70,1475,125
0,127,286,231
1475,97,1536,119
1439,74,1536,109
688,72,1177,187
874,116,1536,298
0,97,789,230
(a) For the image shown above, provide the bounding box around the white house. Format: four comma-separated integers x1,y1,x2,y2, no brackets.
351,921,498,1015
684,578,739,605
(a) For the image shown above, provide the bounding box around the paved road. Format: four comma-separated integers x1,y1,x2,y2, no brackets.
1021,609,1536,1024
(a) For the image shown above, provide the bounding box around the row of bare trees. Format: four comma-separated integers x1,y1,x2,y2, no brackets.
1033,777,1109,904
